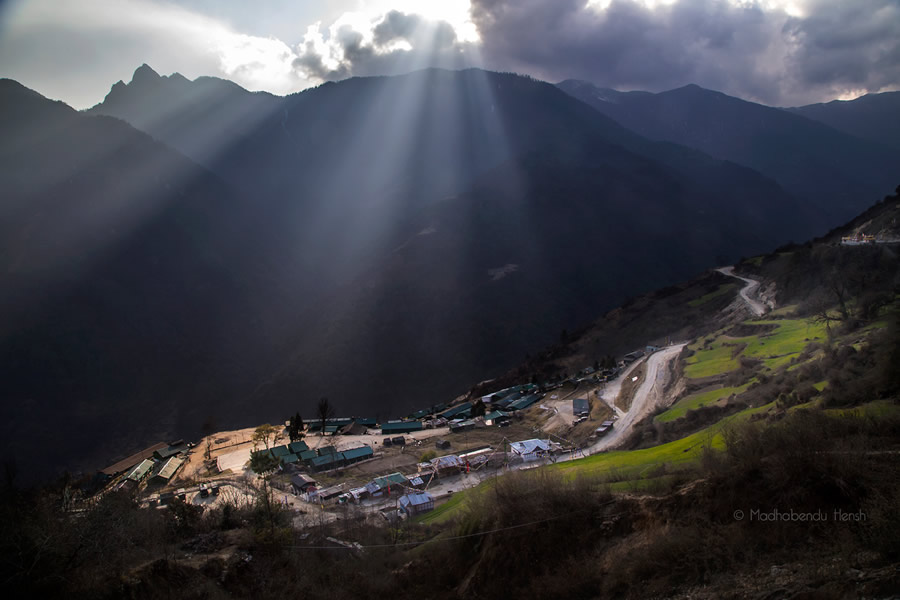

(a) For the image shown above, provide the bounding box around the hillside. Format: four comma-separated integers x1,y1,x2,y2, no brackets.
787,91,900,151
3,188,898,600
3,67,851,482
557,79,900,222
0,79,302,480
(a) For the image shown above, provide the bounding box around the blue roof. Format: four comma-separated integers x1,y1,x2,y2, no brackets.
282,453,299,463
399,492,434,508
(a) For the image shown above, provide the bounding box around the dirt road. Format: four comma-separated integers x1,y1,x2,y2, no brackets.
716,266,768,316
586,343,686,453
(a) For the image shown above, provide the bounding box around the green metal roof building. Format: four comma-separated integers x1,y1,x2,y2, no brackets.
126,459,154,482
151,456,184,485
298,450,318,464
381,421,424,434
342,446,374,464
310,452,346,472
288,440,309,454
270,445,291,458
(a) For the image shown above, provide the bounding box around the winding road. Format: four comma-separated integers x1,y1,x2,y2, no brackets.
716,266,768,316
578,343,687,455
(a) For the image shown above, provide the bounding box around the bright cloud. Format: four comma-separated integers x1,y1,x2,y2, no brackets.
0,0,897,109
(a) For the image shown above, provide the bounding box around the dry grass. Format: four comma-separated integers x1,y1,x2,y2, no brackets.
616,362,647,411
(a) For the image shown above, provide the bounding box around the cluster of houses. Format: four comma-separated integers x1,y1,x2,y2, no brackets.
105,440,190,491
287,437,561,517
252,440,376,473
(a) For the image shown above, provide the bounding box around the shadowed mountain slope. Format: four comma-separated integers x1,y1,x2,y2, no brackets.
558,80,900,222
786,91,900,151
1,67,871,479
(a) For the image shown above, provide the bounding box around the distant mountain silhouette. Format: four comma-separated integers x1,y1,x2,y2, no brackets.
3,68,891,480
786,91,900,151
557,80,900,222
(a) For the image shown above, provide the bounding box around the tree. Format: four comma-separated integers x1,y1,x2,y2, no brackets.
471,398,486,418
288,412,305,442
316,397,334,436
201,416,216,461
252,423,280,451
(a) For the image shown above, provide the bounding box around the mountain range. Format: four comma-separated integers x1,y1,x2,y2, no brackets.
1,66,898,480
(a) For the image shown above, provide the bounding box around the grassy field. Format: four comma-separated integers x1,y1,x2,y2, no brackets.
824,399,900,419
684,317,826,378
739,319,827,369
688,283,737,307
410,402,778,524
655,382,752,423
684,343,741,378
415,490,470,524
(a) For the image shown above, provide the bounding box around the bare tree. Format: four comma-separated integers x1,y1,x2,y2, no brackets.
202,416,216,461
317,397,335,437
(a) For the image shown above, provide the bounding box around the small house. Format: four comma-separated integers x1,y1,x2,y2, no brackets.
398,492,434,516
573,397,590,417
151,456,184,485
509,439,552,462
291,474,317,494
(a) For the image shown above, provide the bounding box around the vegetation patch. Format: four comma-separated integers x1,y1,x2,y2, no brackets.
688,283,737,307
655,382,752,423
684,343,741,378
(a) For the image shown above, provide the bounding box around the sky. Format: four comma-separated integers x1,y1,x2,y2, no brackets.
0,0,898,109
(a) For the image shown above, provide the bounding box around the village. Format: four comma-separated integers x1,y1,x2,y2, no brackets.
94,344,674,524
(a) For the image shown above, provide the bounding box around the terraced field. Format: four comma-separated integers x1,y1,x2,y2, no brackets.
655,382,753,423
684,317,826,378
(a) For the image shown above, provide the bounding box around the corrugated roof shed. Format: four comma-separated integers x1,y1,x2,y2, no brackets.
153,444,186,461
288,441,309,454
282,453,299,464
318,446,337,456
440,402,472,419
154,456,184,482
484,410,509,422
381,421,424,433
398,492,435,514
311,453,345,470
430,455,462,470
271,445,291,458
573,397,590,415
508,394,540,411
342,446,374,461
510,439,551,455
298,450,317,463
101,442,168,476
127,459,154,482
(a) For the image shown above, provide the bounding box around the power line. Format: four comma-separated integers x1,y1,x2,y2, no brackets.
285,502,619,550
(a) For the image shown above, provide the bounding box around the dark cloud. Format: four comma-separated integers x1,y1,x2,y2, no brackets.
783,0,900,98
470,0,900,105
373,11,458,49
